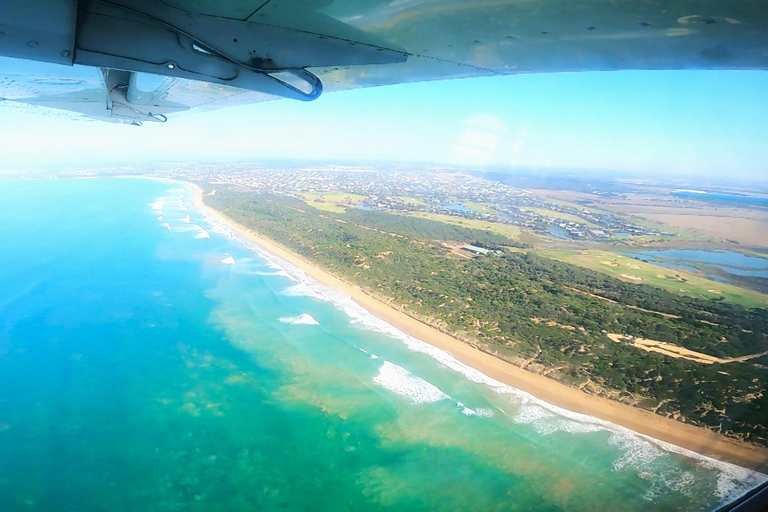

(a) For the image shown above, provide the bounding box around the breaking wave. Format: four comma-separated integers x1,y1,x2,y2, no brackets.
278,313,319,325
193,226,210,239
255,270,291,277
373,361,449,404
280,282,324,300
457,402,493,417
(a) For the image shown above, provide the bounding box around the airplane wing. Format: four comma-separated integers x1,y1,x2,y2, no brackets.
1,0,766,124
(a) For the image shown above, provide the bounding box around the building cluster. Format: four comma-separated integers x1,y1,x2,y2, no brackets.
62,162,669,241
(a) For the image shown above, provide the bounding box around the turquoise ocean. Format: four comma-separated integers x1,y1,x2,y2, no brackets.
0,178,764,511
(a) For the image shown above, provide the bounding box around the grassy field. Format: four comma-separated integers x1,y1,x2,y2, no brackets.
408,212,521,240
521,207,600,228
539,249,768,308
526,190,599,209
638,213,767,247
395,196,428,206
296,192,367,213
615,213,713,242
463,202,495,214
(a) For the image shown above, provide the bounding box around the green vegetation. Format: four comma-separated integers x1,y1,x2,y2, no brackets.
208,188,768,448
342,209,523,248
395,196,428,206
463,202,495,214
295,191,366,213
541,249,768,308
408,212,521,241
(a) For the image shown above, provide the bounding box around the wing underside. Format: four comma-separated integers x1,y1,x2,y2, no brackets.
1,0,767,124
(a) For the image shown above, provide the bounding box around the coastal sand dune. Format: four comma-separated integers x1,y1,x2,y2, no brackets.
607,333,768,365
191,183,768,471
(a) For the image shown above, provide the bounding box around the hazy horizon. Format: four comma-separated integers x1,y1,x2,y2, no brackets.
1,68,767,180
4,159,768,192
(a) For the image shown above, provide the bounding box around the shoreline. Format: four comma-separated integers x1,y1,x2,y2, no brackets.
189,182,768,472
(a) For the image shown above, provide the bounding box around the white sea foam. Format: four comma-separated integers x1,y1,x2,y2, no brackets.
605,430,766,506
373,361,449,404
279,313,319,325
641,467,697,502
513,404,553,425
609,431,665,471
459,405,493,417
358,348,379,359
151,198,165,212
181,214,191,223
699,458,768,503
281,282,324,300
221,256,235,264
157,216,163,221
197,186,767,502
254,270,291,278
513,402,604,435
193,226,210,239
161,222,171,231
207,222,232,238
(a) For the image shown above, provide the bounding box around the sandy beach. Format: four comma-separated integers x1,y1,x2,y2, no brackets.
190,183,768,472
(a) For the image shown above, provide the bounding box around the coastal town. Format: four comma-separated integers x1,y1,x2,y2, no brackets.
91,162,669,242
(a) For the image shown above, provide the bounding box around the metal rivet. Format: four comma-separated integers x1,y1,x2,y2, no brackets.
167,63,175,69
61,50,70,57
27,40,39,47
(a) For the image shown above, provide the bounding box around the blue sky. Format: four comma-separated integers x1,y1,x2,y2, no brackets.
1,69,767,177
